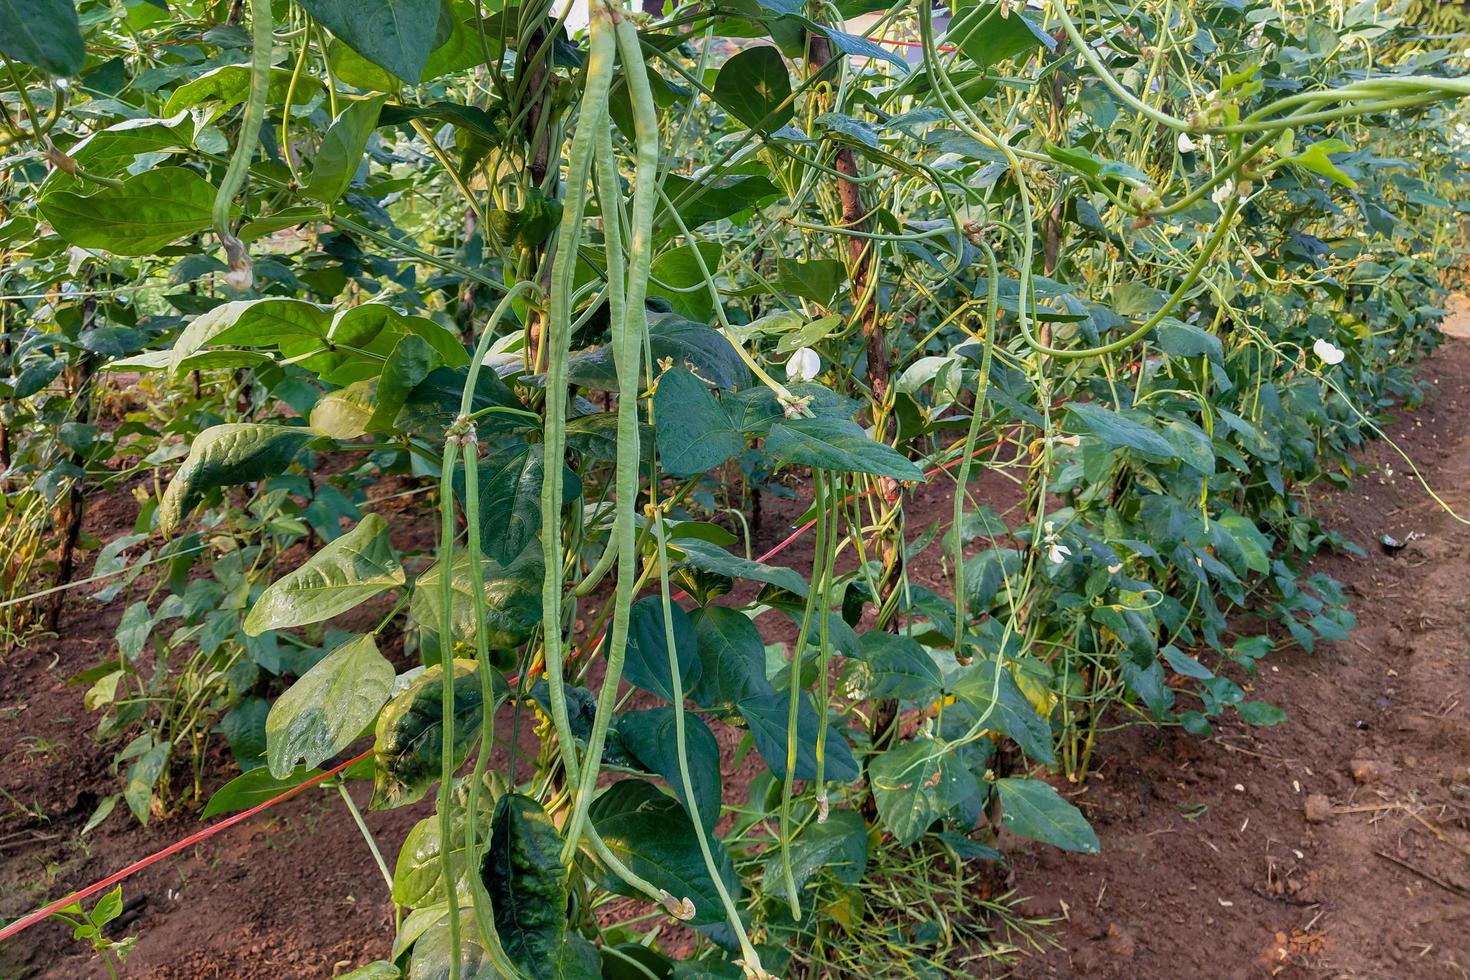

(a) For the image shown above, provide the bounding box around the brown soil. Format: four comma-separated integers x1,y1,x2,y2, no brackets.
2,323,1468,978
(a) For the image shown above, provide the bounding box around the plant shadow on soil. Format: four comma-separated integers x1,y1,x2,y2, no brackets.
2,322,1469,978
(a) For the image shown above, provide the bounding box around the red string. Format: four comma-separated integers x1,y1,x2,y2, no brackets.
0,749,372,944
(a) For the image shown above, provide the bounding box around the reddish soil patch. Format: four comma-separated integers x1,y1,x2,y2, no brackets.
1,326,1468,978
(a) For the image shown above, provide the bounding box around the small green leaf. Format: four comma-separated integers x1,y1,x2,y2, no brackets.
159,423,313,535
737,691,859,783
202,758,371,819
245,514,405,635
994,777,1099,853
847,632,944,701
163,65,324,116
410,546,543,649
265,634,395,778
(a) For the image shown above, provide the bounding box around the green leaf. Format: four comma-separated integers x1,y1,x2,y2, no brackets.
949,1,1055,69
163,65,324,116
1285,139,1358,190
124,741,171,825
306,95,389,204
409,546,543,648
369,334,439,434
713,46,793,131
245,514,405,635
0,0,84,76
737,691,859,783
670,536,809,597
589,779,740,927
869,738,951,846
994,777,1099,853
617,596,702,705
1064,401,1176,462
1236,700,1287,726
654,368,744,478
39,168,219,256
618,708,723,832
482,794,568,978
452,443,580,566
370,660,484,810
766,417,925,481
688,606,778,709
846,632,943,701
159,423,313,535
299,0,444,83
201,758,371,819
649,242,724,321
950,660,1055,765
311,379,378,439
760,807,867,893
265,634,394,778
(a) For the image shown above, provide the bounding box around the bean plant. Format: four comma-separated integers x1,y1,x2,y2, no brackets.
2,0,1468,975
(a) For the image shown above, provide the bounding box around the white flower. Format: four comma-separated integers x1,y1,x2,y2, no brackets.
1107,562,1123,574
1177,132,1197,154
786,347,821,382
1313,338,1344,365
1211,179,1235,208
1047,542,1072,564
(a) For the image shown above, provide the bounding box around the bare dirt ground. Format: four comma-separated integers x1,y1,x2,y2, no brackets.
1,317,1468,978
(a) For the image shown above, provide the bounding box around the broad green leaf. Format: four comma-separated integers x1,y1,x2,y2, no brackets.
658,173,780,232
163,65,324,116
1236,700,1287,726
654,368,743,478
766,417,925,481
169,298,330,371
245,514,405,635
482,794,568,977
300,0,443,84
589,779,739,927
713,46,793,130
616,596,702,705
688,606,778,709
371,660,483,810
39,168,218,256
410,546,543,648
869,738,951,845
950,660,1056,765
0,0,84,76
305,95,389,204
1285,139,1358,189
649,242,724,321
1064,401,1176,462
159,423,313,534
124,741,170,825
737,690,859,783
846,632,943,701
994,777,1099,853
619,708,723,832
451,443,580,566
328,0,491,90
265,634,395,778
949,1,1055,69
